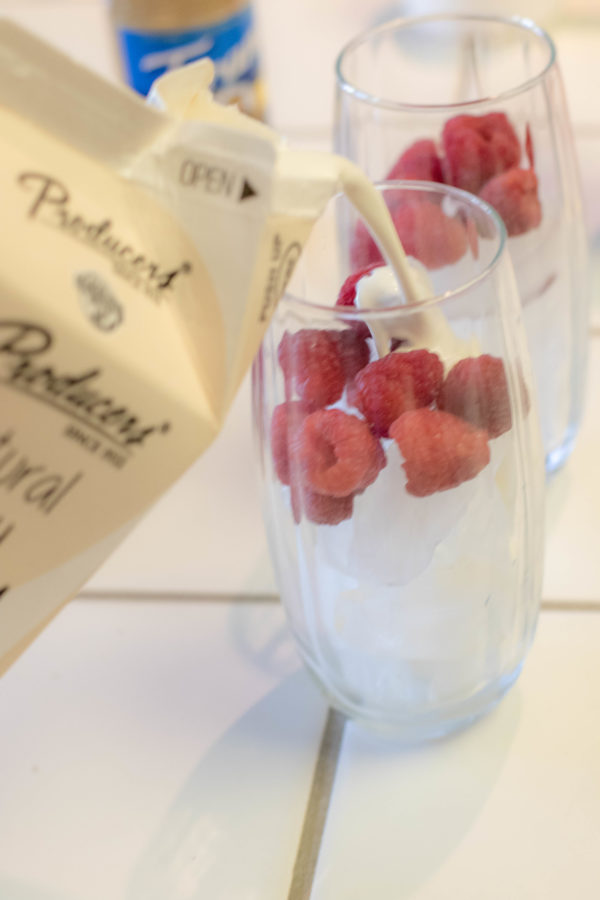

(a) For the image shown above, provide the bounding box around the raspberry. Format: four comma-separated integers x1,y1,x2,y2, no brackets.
384,351,444,403
479,168,542,237
334,329,371,382
351,349,444,437
301,488,354,525
295,408,385,497
389,408,490,497
357,438,387,494
335,267,379,342
351,201,468,271
278,329,345,411
345,377,361,411
337,263,383,308
395,202,469,269
386,139,445,183
290,442,384,525
290,478,356,525
438,355,512,438
442,113,521,194
350,220,385,269
270,401,306,484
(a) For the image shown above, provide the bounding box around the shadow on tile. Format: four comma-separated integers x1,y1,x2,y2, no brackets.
312,687,522,899
228,600,299,680
125,670,327,900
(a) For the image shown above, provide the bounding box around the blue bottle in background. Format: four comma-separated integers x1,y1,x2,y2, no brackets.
109,0,266,119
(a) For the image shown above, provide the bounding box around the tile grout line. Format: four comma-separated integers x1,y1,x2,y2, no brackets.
77,589,280,603
541,599,600,612
287,708,347,900
78,592,600,612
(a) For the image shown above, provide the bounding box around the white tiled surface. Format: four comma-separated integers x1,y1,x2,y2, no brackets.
313,611,600,900
0,598,327,900
1,601,599,898
544,339,600,601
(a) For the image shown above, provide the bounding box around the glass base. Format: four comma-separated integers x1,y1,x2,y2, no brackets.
305,660,523,746
545,425,578,476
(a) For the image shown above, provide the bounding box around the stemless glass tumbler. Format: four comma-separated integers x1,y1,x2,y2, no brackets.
252,182,545,741
335,14,590,473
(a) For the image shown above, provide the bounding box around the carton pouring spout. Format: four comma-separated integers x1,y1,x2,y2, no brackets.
148,58,419,322
274,149,419,306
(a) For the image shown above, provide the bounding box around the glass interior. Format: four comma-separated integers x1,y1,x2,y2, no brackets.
285,181,506,314
336,15,555,108
253,180,543,737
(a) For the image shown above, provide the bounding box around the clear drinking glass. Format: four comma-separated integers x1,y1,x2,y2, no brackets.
252,182,545,741
335,14,589,474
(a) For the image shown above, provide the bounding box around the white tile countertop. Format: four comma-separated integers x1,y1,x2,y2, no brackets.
312,610,600,900
0,1,599,898
0,598,328,900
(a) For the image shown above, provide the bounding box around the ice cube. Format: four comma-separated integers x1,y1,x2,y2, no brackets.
317,441,479,585
315,462,518,709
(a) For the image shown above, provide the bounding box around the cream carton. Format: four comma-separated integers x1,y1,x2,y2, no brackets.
0,21,415,670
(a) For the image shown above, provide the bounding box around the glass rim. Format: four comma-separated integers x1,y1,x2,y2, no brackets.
335,13,557,112
283,179,508,318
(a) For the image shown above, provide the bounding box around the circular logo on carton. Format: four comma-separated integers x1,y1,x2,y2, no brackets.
76,271,124,332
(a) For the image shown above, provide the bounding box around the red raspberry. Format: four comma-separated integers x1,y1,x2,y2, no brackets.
334,329,371,382
479,168,542,237
270,401,306,484
442,113,521,194
438,355,512,438
351,201,468,271
383,351,444,403
350,220,386,269
290,442,385,525
356,438,387,494
395,202,469,269
336,263,382,341
278,329,345,411
295,408,385,497
351,349,444,437
345,377,361,411
301,488,354,525
389,408,490,497
386,139,445,183
337,263,383,308
290,477,357,525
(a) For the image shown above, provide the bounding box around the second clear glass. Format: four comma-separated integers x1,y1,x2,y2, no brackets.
335,14,590,473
